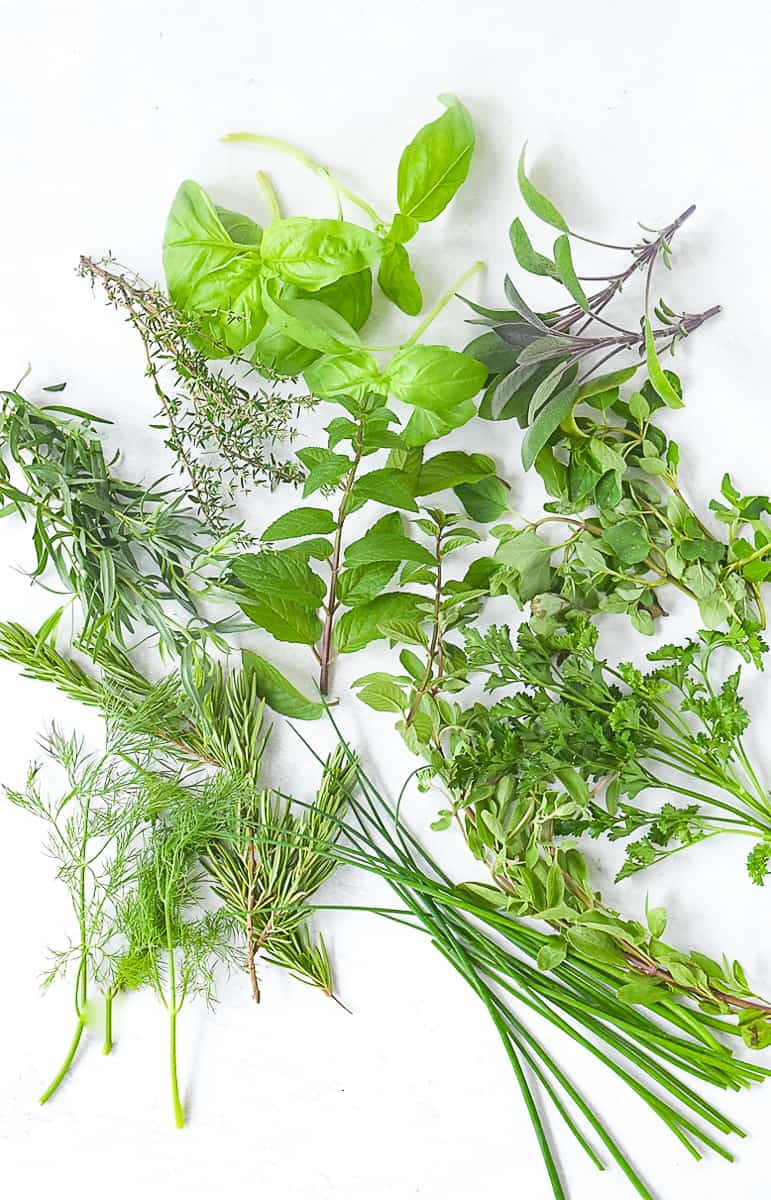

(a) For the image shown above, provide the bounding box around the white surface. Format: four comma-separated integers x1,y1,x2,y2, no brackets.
0,1,770,1197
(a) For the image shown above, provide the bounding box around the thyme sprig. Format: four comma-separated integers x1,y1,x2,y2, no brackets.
78,255,313,538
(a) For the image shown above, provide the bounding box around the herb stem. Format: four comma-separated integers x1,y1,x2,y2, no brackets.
318,420,364,695
103,989,114,1055
39,1016,86,1105
403,262,485,348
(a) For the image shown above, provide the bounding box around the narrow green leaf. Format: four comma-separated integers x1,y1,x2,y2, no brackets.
242,650,323,720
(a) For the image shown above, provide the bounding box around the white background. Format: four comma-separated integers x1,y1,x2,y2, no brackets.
1,1,770,1197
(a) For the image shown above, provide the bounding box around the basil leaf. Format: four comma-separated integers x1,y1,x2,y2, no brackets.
215,206,262,245
377,244,423,315
242,650,323,720
239,598,323,645
401,400,476,447
303,350,380,400
415,451,495,495
517,144,569,232
388,213,419,244
397,94,475,223
336,561,399,606
345,513,434,567
163,180,265,354
261,217,384,291
355,677,409,713
387,345,487,411
230,550,326,607
261,283,361,354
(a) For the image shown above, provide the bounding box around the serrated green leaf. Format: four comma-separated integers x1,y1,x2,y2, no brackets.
262,507,336,541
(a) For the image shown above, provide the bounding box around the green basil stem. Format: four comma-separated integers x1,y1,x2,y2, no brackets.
402,262,484,348
255,171,281,222
222,133,382,228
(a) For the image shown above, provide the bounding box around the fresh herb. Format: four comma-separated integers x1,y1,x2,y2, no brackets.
466,147,718,444
286,728,771,1200
79,255,313,537
0,390,239,655
462,614,771,889
204,746,355,1004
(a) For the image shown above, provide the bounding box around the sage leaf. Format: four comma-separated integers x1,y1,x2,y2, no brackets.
517,144,569,232
521,382,580,471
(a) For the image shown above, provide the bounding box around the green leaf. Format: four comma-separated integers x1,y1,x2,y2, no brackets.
387,345,487,412
389,213,420,244
509,219,559,279
336,560,398,606
336,593,430,653
521,382,580,471
517,144,569,232
397,94,475,223
242,650,323,720
646,902,667,939
261,217,384,291
231,550,326,607
644,319,684,409
455,477,509,523
553,235,589,312
215,206,263,244
262,507,336,541
355,677,409,713
296,446,352,496
415,451,495,496
350,467,418,511
546,862,565,908
239,597,322,645
261,283,361,354
304,350,381,400
163,180,265,354
616,980,667,1006
402,400,476,448
603,521,651,566
400,649,425,680
554,766,590,806
566,926,626,966
378,244,423,315
537,939,568,971
345,513,435,567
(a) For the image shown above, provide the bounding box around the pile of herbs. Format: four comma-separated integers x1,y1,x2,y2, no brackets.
1,94,771,1200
